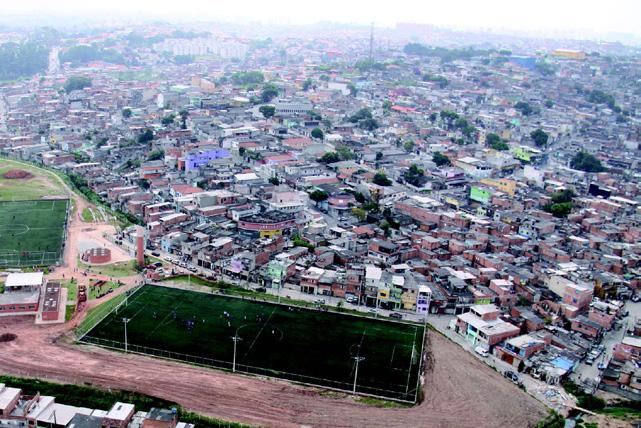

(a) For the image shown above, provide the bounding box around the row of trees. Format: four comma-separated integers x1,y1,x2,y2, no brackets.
0,41,48,81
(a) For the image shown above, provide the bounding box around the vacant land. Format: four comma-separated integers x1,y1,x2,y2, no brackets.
0,160,68,201
0,199,69,267
82,285,424,401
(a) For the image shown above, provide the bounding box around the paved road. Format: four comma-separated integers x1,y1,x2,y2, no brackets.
572,301,641,385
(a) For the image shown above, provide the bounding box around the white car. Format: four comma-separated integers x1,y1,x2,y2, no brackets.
474,346,489,357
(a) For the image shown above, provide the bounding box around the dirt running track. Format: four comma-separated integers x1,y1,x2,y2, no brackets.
0,318,546,428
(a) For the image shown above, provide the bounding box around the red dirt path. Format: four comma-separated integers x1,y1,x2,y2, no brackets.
1,318,546,428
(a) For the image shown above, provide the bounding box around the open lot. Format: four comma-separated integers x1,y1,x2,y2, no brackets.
0,199,69,267
81,285,424,401
0,161,68,201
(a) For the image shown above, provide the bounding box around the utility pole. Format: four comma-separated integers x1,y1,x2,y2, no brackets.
353,356,365,393
231,334,242,372
278,267,283,304
122,317,131,352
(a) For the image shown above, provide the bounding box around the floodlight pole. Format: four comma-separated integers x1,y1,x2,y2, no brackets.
231,334,242,373
122,317,131,352
353,356,365,393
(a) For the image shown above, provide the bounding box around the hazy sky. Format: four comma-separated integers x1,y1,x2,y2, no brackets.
5,0,641,37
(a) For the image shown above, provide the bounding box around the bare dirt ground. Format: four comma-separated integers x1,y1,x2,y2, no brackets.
0,317,547,428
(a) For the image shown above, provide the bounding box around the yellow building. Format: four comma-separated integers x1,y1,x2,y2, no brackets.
552,49,586,60
480,178,517,196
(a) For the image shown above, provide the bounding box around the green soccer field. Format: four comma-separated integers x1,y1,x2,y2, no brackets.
81,285,425,402
0,199,69,267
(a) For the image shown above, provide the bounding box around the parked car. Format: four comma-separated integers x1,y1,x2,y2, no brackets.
632,295,641,303
255,287,266,293
474,346,489,357
151,251,160,257
368,308,378,314
504,371,520,384
389,312,403,320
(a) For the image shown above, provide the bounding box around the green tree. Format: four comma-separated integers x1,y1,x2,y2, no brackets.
319,152,340,164
515,101,535,116
231,71,264,85
261,83,279,103
302,78,313,91
359,118,379,131
403,141,415,153
433,152,451,167
570,151,606,172
486,133,501,146
179,110,189,129
268,176,280,185
161,114,176,126
347,83,358,97
122,108,132,118
311,128,324,140
373,172,392,186
0,41,48,81
530,128,549,147
351,207,367,222
259,105,276,119
404,164,426,186
138,179,151,190
349,108,373,123
138,129,154,144
375,151,383,161
336,145,355,161
309,190,329,204
64,76,92,92
147,150,164,161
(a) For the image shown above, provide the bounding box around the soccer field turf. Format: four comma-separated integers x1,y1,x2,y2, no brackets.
0,199,69,267
82,285,425,401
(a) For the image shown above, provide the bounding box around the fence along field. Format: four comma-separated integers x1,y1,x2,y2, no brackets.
80,285,425,402
0,199,69,267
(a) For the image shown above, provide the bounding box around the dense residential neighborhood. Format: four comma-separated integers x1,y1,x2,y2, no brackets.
0,13,641,428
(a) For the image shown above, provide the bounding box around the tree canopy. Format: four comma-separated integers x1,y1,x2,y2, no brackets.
61,45,128,66
64,76,92,93
530,129,549,147
261,83,279,103
570,151,606,172
515,101,535,116
433,152,451,167
309,189,329,203
231,71,264,85
137,129,154,144
373,172,392,186
403,43,493,62
311,128,324,139
259,105,275,119
0,41,48,81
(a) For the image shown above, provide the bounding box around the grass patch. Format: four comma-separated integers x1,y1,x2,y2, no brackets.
81,207,95,222
0,160,68,201
0,199,69,267
60,279,78,302
65,304,76,322
82,285,424,402
87,279,122,300
0,375,250,428
79,260,140,278
355,396,411,408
